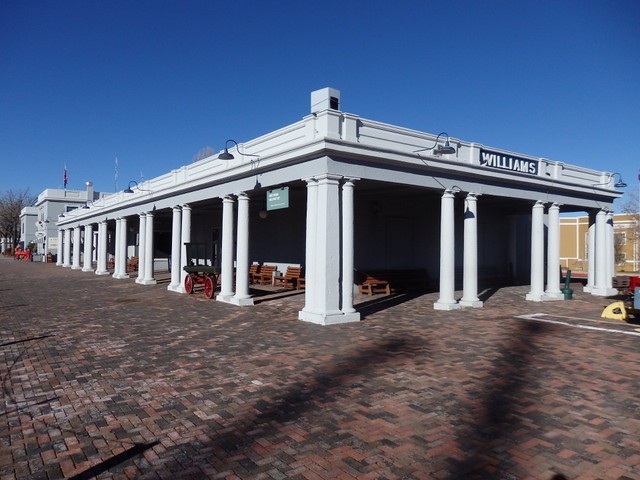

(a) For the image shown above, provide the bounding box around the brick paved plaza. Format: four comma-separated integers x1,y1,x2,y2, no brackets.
1,257,639,479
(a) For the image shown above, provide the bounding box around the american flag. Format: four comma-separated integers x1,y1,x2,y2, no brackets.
63,164,68,189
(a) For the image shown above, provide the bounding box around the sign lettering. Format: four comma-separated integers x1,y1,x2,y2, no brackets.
480,149,539,175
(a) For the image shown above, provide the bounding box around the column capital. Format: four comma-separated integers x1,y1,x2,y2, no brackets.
343,177,360,185
302,177,319,185
315,174,343,185
465,192,481,200
442,189,457,198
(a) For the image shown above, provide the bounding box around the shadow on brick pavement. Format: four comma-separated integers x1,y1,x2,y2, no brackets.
1,257,639,480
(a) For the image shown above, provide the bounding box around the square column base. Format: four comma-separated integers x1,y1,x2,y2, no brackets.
82,268,94,273
459,299,483,308
434,300,461,311
582,285,593,293
298,310,361,325
525,292,544,301
113,273,130,279
543,292,564,301
229,296,255,306
590,287,618,296
167,284,184,293
138,279,157,285
71,265,82,270
95,270,110,276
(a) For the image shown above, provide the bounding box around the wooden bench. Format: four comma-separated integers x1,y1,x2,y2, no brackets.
359,272,391,296
357,269,430,296
255,265,277,285
249,264,261,284
272,266,303,289
127,256,139,272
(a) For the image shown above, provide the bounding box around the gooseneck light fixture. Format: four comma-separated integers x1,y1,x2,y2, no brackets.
415,132,457,155
124,181,138,193
218,139,261,162
593,173,627,189
124,180,152,194
219,140,239,160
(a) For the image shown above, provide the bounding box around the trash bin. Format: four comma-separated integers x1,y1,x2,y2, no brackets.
561,287,573,300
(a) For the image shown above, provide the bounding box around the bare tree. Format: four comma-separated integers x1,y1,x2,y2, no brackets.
192,146,214,163
0,189,37,250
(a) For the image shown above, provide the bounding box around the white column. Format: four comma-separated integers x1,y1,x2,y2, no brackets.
63,229,72,267
56,229,64,265
113,218,129,279
526,201,546,301
231,193,253,306
136,213,147,284
341,178,359,317
72,227,82,269
92,231,98,262
606,210,615,288
140,212,156,285
435,189,460,310
584,211,596,292
96,221,109,275
82,224,94,272
299,174,357,325
301,178,318,315
168,206,182,292
544,203,563,300
179,204,192,293
112,219,121,276
591,209,617,296
217,196,235,302
460,192,482,308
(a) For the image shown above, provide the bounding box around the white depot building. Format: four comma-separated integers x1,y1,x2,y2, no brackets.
55,88,623,325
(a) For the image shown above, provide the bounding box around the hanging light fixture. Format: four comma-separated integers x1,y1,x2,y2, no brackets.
218,140,238,160
414,132,457,155
593,173,627,189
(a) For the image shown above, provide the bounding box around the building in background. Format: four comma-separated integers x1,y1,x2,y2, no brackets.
19,206,38,250
560,213,639,273
34,182,106,259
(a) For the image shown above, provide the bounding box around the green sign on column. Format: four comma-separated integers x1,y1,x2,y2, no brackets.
267,187,289,211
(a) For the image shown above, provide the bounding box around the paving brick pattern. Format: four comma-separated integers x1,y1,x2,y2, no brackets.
1,257,639,479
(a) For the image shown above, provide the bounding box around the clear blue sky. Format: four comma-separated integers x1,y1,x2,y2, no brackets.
1,0,638,211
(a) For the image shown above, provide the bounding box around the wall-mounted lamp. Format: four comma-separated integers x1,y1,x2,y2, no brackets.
414,132,457,155
124,181,138,193
218,139,260,161
124,180,152,194
593,173,627,189
218,140,238,160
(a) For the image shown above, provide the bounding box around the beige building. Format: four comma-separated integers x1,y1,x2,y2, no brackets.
560,213,639,273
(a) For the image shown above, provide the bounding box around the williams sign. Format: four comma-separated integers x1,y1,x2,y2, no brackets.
480,149,539,175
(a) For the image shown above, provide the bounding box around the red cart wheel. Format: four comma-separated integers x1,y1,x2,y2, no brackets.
204,275,215,299
184,273,194,294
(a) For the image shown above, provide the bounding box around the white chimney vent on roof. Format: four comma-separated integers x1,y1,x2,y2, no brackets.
311,87,340,114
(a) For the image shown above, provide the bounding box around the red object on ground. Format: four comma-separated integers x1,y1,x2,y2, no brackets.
630,276,640,291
